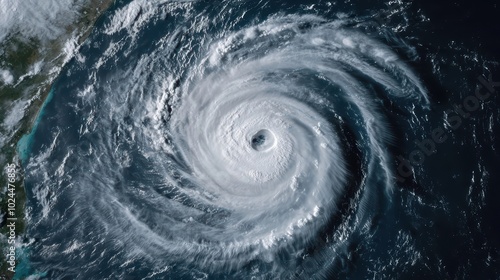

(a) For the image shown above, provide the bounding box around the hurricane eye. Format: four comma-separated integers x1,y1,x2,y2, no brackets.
251,129,275,151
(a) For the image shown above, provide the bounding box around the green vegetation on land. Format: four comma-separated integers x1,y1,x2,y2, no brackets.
0,1,114,278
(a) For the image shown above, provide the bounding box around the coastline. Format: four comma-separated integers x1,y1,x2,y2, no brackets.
0,1,114,278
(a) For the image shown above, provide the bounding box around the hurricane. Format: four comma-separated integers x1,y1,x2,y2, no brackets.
20,1,466,279
161,14,429,268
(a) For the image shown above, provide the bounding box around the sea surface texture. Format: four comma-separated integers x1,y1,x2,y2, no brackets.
20,0,500,279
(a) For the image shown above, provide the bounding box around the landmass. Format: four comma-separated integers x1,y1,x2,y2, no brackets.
0,1,114,278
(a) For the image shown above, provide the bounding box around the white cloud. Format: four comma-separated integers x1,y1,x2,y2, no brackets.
0,0,86,42
0,68,14,85
3,99,27,131
104,0,195,36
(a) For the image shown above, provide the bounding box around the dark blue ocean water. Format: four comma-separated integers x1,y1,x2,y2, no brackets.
18,0,500,279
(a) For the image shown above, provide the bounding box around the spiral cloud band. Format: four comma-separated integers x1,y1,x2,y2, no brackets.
25,12,429,278
164,14,429,267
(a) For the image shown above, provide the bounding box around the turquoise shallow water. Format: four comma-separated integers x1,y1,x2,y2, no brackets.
17,87,56,165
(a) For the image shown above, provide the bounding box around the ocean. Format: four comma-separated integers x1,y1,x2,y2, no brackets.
18,0,500,279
